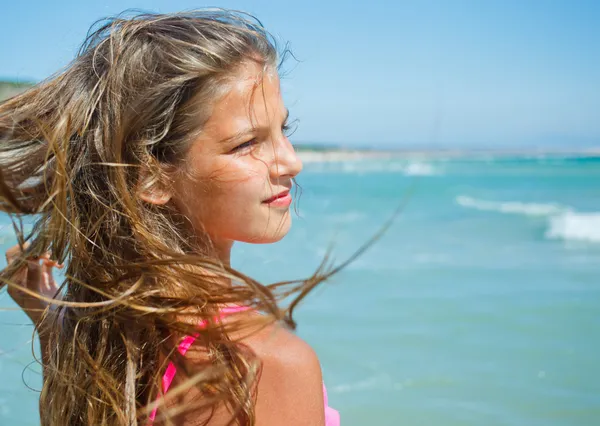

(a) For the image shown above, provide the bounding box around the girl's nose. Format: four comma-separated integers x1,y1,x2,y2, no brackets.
269,137,303,179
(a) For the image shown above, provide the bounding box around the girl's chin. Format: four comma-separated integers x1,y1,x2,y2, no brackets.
243,230,289,244
240,220,292,244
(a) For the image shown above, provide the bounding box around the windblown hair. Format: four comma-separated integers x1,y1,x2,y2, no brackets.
0,10,341,425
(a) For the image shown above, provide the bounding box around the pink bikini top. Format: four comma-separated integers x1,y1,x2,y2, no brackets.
149,306,340,426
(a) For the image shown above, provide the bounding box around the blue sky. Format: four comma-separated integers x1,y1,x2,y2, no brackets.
1,0,599,148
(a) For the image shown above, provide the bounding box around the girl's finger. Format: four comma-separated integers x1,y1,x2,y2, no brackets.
42,259,65,270
26,257,44,290
42,267,50,291
41,262,59,293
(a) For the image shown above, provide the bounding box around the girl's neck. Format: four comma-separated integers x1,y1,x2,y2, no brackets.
212,239,233,268
186,231,233,268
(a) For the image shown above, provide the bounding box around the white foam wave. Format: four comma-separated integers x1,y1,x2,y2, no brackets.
404,162,438,176
456,196,600,243
330,373,392,394
456,196,569,216
546,212,600,243
329,374,429,394
297,151,390,163
307,160,440,176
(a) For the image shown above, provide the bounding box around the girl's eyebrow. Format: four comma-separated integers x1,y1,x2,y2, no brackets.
219,127,257,145
219,108,289,144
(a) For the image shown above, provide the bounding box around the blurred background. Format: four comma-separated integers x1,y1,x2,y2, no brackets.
1,1,599,425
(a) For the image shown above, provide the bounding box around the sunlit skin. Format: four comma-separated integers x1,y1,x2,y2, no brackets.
158,61,303,266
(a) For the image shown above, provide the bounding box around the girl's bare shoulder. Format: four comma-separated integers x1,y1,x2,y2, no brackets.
245,319,326,425
172,313,326,426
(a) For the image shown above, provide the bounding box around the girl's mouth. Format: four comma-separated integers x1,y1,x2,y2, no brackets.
262,190,292,207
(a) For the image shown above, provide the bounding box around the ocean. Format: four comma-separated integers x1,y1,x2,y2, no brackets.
1,154,599,425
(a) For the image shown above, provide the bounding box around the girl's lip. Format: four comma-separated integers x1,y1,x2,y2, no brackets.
262,190,292,206
262,190,289,203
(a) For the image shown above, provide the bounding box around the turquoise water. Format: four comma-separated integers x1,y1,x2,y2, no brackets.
1,155,600,425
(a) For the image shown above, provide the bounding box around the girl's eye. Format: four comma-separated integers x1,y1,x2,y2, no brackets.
231,138,257,153
231,120,297,153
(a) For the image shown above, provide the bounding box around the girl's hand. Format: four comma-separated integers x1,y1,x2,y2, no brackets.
4,242,64,326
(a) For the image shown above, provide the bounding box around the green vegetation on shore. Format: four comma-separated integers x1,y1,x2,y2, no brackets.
292,143,346,152
0,80,34,101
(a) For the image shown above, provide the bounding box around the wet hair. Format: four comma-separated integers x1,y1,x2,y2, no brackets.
0,10,339,425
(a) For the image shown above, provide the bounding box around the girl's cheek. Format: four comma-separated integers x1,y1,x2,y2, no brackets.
230,163,267,184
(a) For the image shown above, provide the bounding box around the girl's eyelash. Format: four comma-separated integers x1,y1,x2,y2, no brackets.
231,120,297,153
282,120,298,137
232,139,257,152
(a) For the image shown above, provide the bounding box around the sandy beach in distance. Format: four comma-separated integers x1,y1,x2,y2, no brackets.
295,147,600,162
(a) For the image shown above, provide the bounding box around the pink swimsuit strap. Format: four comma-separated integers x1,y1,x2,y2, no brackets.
149,306,340,425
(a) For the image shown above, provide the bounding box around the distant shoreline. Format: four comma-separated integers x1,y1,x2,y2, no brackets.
294,147,600,162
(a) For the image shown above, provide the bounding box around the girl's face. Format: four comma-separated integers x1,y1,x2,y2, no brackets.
170,62,303,252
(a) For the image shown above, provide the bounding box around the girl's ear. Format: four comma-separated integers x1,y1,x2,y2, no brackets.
137,165,175,206
139,185,172,205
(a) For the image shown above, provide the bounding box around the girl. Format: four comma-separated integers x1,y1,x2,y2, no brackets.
0,10,341,426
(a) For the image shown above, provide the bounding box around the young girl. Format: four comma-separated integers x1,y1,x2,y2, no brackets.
0,10,340,425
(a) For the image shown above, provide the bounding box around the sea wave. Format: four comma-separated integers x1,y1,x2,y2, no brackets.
297,151,392,163
0,397,9,417
546,212,600,243
404,162,438,176
330,374,389,394
307,160,440,176
329,373,451,394
455,196,569,216
456,196,600,243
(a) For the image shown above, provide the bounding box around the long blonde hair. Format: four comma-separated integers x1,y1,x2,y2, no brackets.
0,10,341,425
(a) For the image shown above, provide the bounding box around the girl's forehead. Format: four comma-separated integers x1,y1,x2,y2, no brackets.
196,66,283,143
214,67,282,118
229,63,280,101
233,63,277,88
